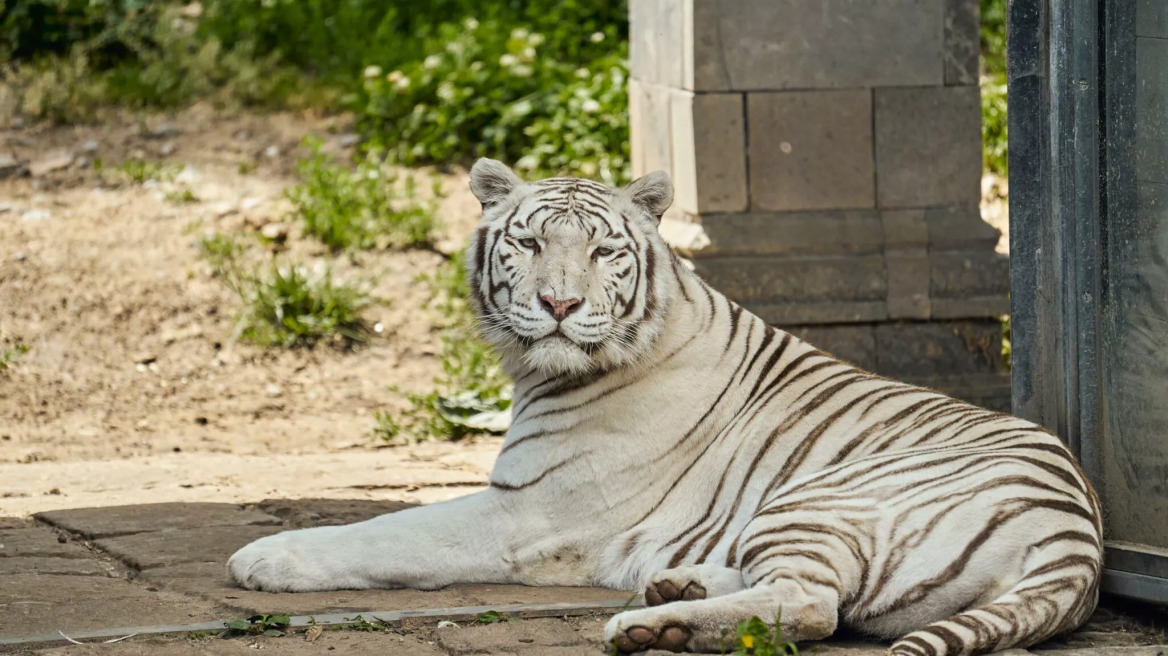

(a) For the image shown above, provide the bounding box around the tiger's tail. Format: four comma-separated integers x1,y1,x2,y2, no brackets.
888,539,1101,656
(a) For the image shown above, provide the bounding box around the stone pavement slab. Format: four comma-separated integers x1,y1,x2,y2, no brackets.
3,500,1167,656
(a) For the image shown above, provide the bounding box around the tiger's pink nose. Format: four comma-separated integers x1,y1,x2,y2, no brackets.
539,295,582,321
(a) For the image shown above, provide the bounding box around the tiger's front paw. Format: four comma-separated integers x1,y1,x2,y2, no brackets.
228,527,363,592
645,564,745,606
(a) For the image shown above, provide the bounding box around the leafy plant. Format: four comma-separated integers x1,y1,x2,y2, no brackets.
287,137,440,251
197,232,374,349
373,253,512,441
476,610,511,624
724,615,801,656
981,73,1008,175
165,187,199,204
0,342,30,373
353,19,630,183
223,613,291,637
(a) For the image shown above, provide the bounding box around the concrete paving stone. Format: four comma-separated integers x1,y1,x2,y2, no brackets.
0,556,115,576
0,518,30,529
747,90,875,211
94,525,283,571
696,254,887,305
874,320,1005,378
6,633,448,655
630,0,685,87
691,0,944,90
698,210,884,256
750,300,890,326
0,526,92,559
886,253,933,319
881,209,929,250
1033,650,1167,656
36,503,281,540
435,617,589,654
785,324,878,370
0,574,221,637
924,205,1002,250
253,498,414,529
944,0,980,85
930,251,1011,300
875,86,982,209
670,91,749,214
628,79,673,179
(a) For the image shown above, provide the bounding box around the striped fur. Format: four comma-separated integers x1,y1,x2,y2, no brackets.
228,162,1101,656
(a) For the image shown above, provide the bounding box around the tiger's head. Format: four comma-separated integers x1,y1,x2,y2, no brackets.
466,159,677,378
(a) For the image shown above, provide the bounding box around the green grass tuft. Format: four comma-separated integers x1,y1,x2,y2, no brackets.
287,137,441,252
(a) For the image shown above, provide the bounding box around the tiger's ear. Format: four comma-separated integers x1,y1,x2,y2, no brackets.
469,158,523,209
623,170,673,221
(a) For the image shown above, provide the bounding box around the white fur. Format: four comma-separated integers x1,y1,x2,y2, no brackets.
229,163,1101,655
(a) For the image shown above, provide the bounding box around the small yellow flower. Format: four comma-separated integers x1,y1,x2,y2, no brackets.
741,634,754,649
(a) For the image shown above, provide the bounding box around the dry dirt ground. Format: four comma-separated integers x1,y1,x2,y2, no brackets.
0,105,501,516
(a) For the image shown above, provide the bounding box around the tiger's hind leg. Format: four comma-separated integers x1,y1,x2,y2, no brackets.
606,577,839,653
644,564,746,606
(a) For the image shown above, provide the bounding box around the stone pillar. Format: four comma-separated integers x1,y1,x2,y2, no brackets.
630,0,1011,410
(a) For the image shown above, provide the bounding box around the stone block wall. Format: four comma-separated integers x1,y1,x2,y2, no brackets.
630,0,1011,409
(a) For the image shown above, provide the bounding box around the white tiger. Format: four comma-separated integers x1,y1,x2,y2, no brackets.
229,160,1102,655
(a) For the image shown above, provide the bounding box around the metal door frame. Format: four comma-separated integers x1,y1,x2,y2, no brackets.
1008,0,1168,604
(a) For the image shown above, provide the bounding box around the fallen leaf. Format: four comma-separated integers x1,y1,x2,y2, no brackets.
305,625,323,642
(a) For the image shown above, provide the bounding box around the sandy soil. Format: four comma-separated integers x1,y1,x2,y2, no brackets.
0,105,499,516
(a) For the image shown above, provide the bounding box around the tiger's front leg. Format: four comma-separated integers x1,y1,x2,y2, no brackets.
228,490,579,592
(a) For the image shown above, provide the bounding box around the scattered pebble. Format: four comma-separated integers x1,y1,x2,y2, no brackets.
339,133,361,147
28,151,75,177
0,152,25,178
147,123,181,139
21,209,50,222
10,117,25,129
260,222,289,243
240,197,263,211
266,384,283,398
263,145,280,159
14,251,26,262
159,142,177,156
73,156,90,169
133,352,157,365
81,140,100,153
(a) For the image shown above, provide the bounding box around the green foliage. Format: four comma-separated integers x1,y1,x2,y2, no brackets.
354,19,629,183
165,187,198,204
111,157,176,184
239,263,373,349
287,138,440,252
223,613,291,637
725,616,801,656
981,73,1008,175
476,610,510,624
197,232,373,349
374,253,512,442
980,0,1007,77
0,341,30,373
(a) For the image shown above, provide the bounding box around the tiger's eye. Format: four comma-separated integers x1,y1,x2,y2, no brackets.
595,246,615,257
519,237,539,250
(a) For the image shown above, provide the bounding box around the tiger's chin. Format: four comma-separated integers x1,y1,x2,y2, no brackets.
521,335,598,378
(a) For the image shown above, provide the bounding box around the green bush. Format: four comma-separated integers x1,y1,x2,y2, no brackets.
287,138,440,252
354,20,630,183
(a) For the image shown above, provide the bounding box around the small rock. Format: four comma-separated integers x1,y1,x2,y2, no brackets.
266,384,283,398
133,352,157,365
0,152,25,178
263,145,280,159
260,222,288,243
233,128,253,141
339,133,361,147
240,197,263,211
146,123,181,139
73,156,90,169
81,140,100,153
159,142,176,156
13,251,26,262
28,151,74,177
10,117,25,129
21,209,50,222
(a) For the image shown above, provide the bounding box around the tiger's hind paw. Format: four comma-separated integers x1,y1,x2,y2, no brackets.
644,564,745,606
610,622,692,653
